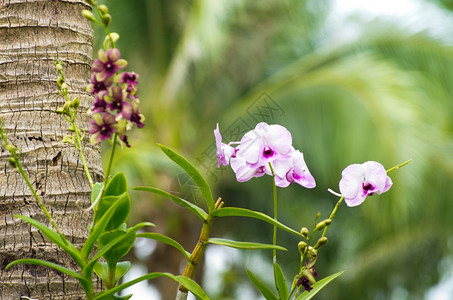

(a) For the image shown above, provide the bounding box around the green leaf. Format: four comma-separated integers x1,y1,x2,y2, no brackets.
13,215,83,266
113,295,132,300
98,228,135,266
104,172,128,197
210,207,301,236
274,263,289,300
91,182,104,205
208,238,287,251
115,261,131,282
133,186,208,221
137,232,191,261
85,222,154,273
94,261,109,283
6,258,84,281
94,272,209,300
246,269,278,300
94,193,131,232
158,144,215,212
82,195,131,259
296,271,344,300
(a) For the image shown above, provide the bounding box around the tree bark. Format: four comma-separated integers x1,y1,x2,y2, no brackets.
0,0,103,299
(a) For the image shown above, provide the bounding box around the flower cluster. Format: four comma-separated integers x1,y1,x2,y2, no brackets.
87,48,144,147
214,122,316,188
339,161,392,206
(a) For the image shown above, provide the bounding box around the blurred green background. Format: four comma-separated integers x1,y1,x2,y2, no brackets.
94,0,453,299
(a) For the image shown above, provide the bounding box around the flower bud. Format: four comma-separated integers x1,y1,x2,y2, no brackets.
62,135,75,145
314,237,328,249
82,10,97,22
102,14,111,26
5,144,18,153
315,219,332,231
56,77,64,87
306,246,317,259
300,227,309,238
85,0,96,5
297,241,307,254
61,83,69,91
56,107,65,114
55,63,63,72
98,4,108,14
302,268,317,284
71,98,80,110
8,158,16,168
68,124,75,132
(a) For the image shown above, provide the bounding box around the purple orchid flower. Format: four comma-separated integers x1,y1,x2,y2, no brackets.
118,72,139,96
339,161,393,207
92,48,127,82
89,113,117,144
122,102,145,128
214,123,238,168
87,74,113,95
272,149,316,188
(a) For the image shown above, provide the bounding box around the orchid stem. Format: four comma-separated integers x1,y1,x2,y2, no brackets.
269,163,278,264
321,196,344,238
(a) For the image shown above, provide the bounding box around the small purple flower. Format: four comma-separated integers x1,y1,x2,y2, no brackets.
122,102,145,128
87,74,113,95
89,113,117,144
339,161,393,207
118,72,139,96
90,90,108,114
92,48,127,82
105,86,127,113
272,149,316,188
214,123,238,167
297,264,319,292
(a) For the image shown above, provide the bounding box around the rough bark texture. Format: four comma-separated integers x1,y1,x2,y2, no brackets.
0,0,103,299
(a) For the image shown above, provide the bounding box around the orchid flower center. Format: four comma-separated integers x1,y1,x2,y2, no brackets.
263,146,275,158
105,62,114,72
362,181,376,196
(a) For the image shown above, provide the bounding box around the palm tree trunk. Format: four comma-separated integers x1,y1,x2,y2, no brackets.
0,0,103,298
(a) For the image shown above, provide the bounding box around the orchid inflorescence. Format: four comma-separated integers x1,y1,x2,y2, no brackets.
87,48,144,147
215,121,402,293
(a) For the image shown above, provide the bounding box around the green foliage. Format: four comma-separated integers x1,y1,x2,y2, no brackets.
246,269,278,300
274,263,289,300
295,271,344,300
158,144,215,212
208,238,286,251
137,232,191,261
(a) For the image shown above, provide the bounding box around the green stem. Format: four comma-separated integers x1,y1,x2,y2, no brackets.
104,133,118,186
321,196,344,239
268,163,278,264
0,133,67,243
386,159,412,173
72,119,94,189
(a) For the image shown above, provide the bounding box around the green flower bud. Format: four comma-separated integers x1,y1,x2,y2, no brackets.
82,10,97,22
8,158,17,168
102,14,111,26
62,135,75,144
315,219,332,231
56,77,64,87
314,237,328,249
5,144,18,153
55,63,63,72
98,4,108,14
61,82,69,91
300,227,309,238
68,124,75,132
302,268,317,284
85,0,96,5
297,241,307,254
56,107,65,114
306,246,317,259
71,98,80,110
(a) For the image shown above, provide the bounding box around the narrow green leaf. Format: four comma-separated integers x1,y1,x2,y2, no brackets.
14,215,83,266
91,182,104,205
104,172,128,197
208,238,287,251
246,269,278,300
85,222,154,273
137,232,191,261
98,228,135,266
94,272,209,300
158,144,215,212
133,186,208,221
296,271,344,300
6,259,84,281
274,263,289,300
94,193,131,232
82,195,129,259
210,207,301,236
